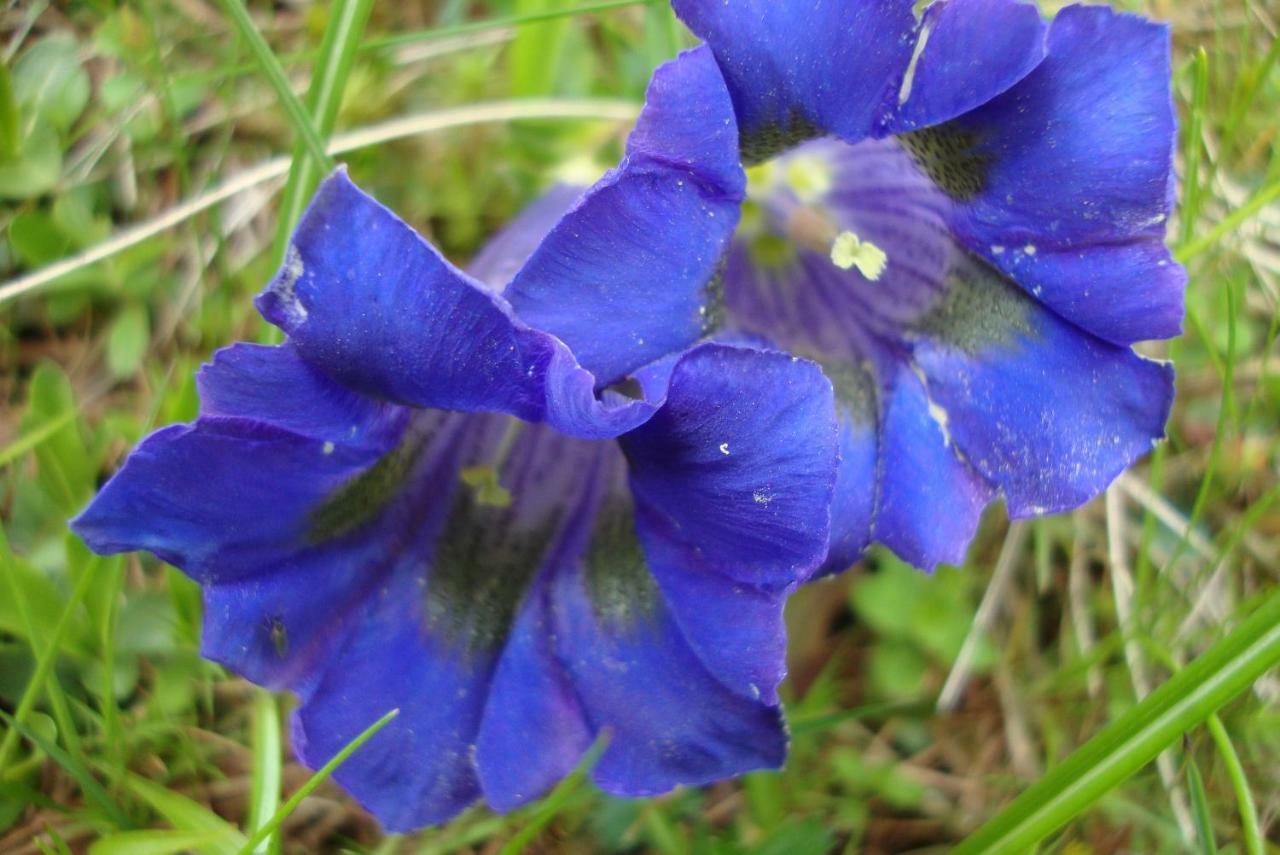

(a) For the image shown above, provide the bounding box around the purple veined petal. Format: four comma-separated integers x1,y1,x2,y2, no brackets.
883,0,1048,133
505,45,746,386
671,0,920,160
719,135,1173,572
814,363,879,577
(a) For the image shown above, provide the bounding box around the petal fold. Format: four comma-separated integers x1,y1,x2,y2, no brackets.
505,46,746,385
886,0,1047,133
672,0,919,158
621,343,838,592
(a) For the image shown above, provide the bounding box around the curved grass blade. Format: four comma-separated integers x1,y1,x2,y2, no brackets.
235,708,399,855
216,0,333,176
1206,713,1264,855
270,0,375,268
952,587,1280,854
0,98,638,307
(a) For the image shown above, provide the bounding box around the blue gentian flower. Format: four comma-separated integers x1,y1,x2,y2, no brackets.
668,0,1185,572
71,49,839,830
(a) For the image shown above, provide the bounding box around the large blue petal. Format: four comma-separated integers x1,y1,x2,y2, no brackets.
621,343,838,593
473,571,592,813
548,516,789,797
69,418,392,583
944,3,1183,344
873,364,993,570
256,171,660,441
672,0,918,157
291,565,489,832
504,46,745,385
912,266,1174,518
886,0,1047,133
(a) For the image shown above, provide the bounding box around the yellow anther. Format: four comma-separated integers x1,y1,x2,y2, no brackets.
830,231,888,281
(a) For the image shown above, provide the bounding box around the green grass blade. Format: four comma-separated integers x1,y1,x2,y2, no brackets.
89,831,230,855
1176,176,1280,263
1206,714,1264,855
0,711,131,828
1178,49,1209,247
235,708,399,855
216,0,334,176
1186,755,1218,855
118,772,245,854
952,587,1280,854
499,734,610,855
247,691,281,855
270,0,375,268
355,0,658,54
0,523,99,775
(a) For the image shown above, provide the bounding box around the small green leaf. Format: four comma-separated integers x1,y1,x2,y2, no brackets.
0,118,61,199
11,35,91,131
106,305,150,379
9,210,74,267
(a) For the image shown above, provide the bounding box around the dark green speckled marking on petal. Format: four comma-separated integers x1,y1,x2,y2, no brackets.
898,124,990,201
911,252,1036,354
425,490,558,655
306,426,435,545
819,359,879,426
740,113,822,167
585,502,659,629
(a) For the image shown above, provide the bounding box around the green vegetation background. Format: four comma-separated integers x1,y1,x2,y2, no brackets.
0,0,1277,852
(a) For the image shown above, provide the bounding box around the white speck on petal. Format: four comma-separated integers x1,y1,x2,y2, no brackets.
719,443,731,456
